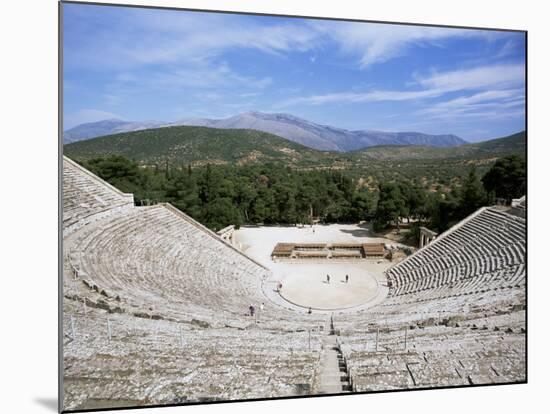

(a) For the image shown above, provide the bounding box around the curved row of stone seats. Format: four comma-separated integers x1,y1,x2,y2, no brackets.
331,284,525,336
62,303,321,411
387,208,525,299
338,323,525,392
62,156,525,405
330,205,525,332
65,206,323,330
66,205,265,321
63,156,134,235
390,256,525,297
63,158,326,331
389,208,524,273
366,273,525,328
62,158,327,410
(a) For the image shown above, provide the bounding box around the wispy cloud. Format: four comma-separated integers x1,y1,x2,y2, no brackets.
415,64,525,91
100,61,272,111
278,63,525,107
312,22,499,68
65,5,504,73
65,9,320,71
146,63,273,90
278,88,441,106
63,4,525,140
494,38,524,60
239,92,260,98
416,89,525,120
418,89,523,112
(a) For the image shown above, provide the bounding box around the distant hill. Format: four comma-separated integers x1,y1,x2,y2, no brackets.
63,125,333,166
63,111,468,151
176,112,468,151
350,130,466,149
64,119,166,143
352,131,526,161
64,124,524,169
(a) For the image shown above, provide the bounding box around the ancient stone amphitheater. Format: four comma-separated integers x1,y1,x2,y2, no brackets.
61,156,526,411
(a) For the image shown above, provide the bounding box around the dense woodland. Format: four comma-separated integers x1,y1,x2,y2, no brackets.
79,154,525,240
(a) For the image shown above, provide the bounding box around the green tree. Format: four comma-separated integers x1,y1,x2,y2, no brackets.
251,187,276,223
460,167,488,217
198,164,222,204
201,198,242,231
428,191,460,233
482,155,526,202
234,177,257,222
374,182,407,231
273,181,298,223
165,170,201,218
349,190,374,222
84,155,149,202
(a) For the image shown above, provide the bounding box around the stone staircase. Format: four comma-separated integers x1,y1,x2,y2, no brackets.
315,316,352,394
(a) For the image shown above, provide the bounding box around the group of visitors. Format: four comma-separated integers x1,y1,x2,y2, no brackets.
248,302,265,318
325,274,350,284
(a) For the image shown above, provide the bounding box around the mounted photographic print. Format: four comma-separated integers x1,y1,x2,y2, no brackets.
60,1,527,411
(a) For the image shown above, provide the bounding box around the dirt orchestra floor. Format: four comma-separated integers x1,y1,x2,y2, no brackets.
278,263,380,310
233,223,405,311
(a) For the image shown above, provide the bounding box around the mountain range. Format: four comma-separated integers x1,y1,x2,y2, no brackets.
64,123,525,168
63,111,467,151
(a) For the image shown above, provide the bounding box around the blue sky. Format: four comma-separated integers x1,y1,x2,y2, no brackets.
63,3,526,142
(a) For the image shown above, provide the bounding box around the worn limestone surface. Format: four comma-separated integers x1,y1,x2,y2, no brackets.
62,156,526,411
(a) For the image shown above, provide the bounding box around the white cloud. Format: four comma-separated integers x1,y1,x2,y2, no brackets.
64,7,524,133
416,90,525,121
312,22,497,68
239,92,260,98
194,92,223,102
415,64,525,91
146,62,272,90
67,11,320,70
418,89,524,114
66,8,505,73
101,60,273,107
494,38,523,59
278,63,525,107
279,88,441,107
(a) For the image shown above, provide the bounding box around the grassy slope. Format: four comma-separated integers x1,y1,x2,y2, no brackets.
351,131,526,161
64,125,335,166
64,126,525,168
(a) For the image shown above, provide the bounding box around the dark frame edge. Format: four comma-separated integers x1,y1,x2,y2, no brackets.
60,380,528,414
58,1,65,413
57,1,529,413
524,31,529,383
59,0,527,33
